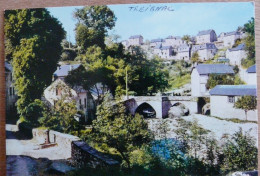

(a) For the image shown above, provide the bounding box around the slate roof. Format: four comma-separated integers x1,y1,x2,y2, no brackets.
161,46,172,50
151,39,165,43
129,35,143,39
247,65,256,73
192,43,217,51
225,31,240,37
154,44,172,50
228,43,245,52
54,64,81,77
197,29,214,36
5,62,12,72
209,85,257,96
217,58,230,62
195,64,234,75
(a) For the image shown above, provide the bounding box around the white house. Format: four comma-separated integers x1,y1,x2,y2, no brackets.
150,39,165,48
54,64,81,81
176,44,190,61
128,35,143,46
210,85,257,121
191,64,234,97
163,36,185,48
153,44,173,59
5,62,17,113
225,43,247,66
121,40,129,48
217,32,226,42
245,65,257,85
44,79,96,122
191,43,218,61
222,31,241,47
196,29,217,44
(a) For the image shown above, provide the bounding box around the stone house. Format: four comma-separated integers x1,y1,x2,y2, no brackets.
54,64,81,81
176,44,190,60
5,62,17,113
191,64,234,97
121,40,129,48
191,43,218,61
210,85,257,121
44,79,96,122
150,38,165,48
128,35,143,46
222,31,241,47
217,32,226,42
245,65,257,85
153,44,173,59
225,43,246,66
163,36,185,48
196,29,217,44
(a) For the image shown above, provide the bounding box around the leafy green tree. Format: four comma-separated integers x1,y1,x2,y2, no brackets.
206,74,235,89
221,128,257,172
182,35,191,43
241,18,255,68
234,96,257,120
91,94,151,168
5,9,65,121
24,99,45,127
74,6,116,50
243,17,254,36
191,52,200,64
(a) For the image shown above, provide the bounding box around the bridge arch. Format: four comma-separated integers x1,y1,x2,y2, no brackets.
135,102,156,118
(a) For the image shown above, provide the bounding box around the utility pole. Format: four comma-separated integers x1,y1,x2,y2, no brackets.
126,66,128,100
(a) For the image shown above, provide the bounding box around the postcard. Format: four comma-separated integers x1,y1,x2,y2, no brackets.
4,2,257,175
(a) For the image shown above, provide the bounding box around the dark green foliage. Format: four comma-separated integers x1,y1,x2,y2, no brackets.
74,6,116,49
5,9,65,121
206,74,235,89
91,94,151,168
234,96,257,120
24,99,44,127
221,128,257,173
241,18,255,68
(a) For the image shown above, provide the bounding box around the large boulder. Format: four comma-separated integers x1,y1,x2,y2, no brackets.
231,171,258,176
168,104,189,118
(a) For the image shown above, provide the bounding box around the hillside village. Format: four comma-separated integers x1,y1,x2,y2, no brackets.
4,7,257,176
6,28,257,122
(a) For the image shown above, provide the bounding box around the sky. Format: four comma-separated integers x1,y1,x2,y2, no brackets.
48,2,254,44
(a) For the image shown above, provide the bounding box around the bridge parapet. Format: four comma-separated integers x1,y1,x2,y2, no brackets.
163,96,197,102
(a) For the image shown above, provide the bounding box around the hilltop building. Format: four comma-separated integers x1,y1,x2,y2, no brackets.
191,64,234,97
225,43,246,66
191,43,218,61
196,29,217,44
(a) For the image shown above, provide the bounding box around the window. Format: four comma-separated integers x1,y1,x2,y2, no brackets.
84,98,87,108
79,99,82,105
228,96,235,103
9,87,12,96
56,88,58,96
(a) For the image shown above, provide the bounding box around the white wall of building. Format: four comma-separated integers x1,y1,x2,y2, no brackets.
210,95,257,121
226,50,247,66
191,69,209,97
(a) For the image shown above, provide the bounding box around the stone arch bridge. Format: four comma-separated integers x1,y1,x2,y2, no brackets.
124,96,198,118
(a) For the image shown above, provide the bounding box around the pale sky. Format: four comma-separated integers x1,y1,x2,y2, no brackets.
48,2,254,44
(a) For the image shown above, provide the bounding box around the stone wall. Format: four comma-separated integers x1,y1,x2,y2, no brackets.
32,129,119,167
71,141,119,168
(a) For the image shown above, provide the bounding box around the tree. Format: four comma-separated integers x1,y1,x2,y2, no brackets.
5,9,65,121
241,18,255,68
234,96,257,120
206,74,235,89
191,52,200,64
182,35,191,43
243,17,254,36
74,6,116,50
221,128,257,172
91,94,151,168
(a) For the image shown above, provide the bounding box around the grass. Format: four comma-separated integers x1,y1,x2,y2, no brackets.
169,74,191,89
211,116,257,124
